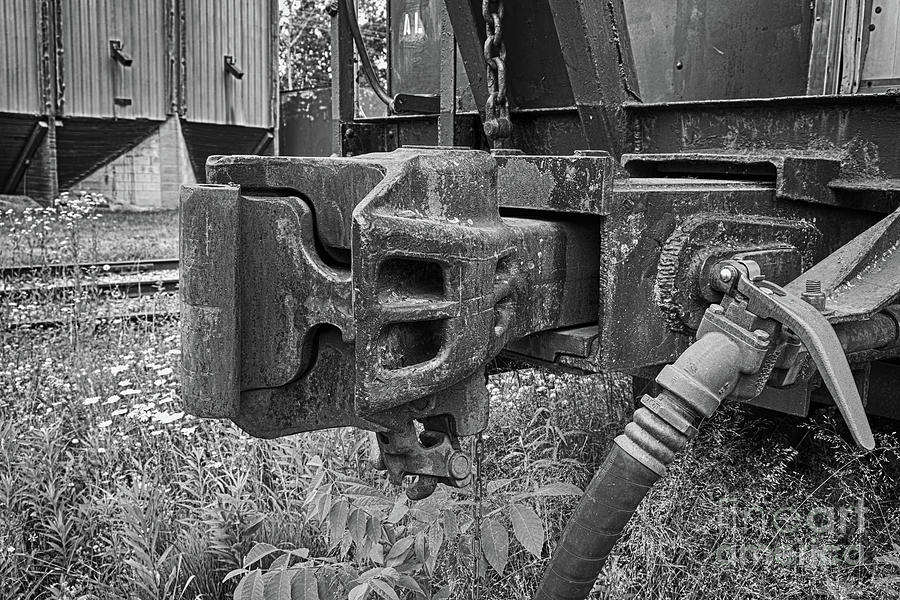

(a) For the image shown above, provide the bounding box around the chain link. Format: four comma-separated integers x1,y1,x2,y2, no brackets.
472,432,484,600
482,0,510,142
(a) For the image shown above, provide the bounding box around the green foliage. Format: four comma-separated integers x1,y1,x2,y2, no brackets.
2,205,900,599
279,0,387,91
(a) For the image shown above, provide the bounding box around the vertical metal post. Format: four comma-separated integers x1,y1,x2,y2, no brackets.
437,0,456,146
330,0,354,156
269,0,280,155
31,0,60,203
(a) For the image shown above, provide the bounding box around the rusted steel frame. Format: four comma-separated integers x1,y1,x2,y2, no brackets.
786,205,900,323
442,0,488,120
343,107,586,155
437,1,457,145
624,94,900,178
329,0,354,155
545,0,640,158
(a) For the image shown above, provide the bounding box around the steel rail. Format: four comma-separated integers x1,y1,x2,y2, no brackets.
3,310,180,332
0,258,179,279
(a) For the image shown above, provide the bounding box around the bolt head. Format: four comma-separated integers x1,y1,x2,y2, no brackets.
718,266,735,284
447,451,471,480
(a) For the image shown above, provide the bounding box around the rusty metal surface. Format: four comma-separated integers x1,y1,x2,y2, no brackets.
494,151,614,214
622,153,843,207
786,206,900,323
185,144,893,440
590,176,877,372
185,147,606,439
546,0,638,156
627,94,900,179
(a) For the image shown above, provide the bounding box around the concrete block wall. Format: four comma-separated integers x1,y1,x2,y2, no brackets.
73,116,196,209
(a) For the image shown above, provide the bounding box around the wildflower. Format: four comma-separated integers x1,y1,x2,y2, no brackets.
110,365,128,375
98,420,112,428
82,396,100,406
104,395,120,405
120,388,140,396
153,410,184,425
111,408,127,416
150,429,164,437
97,448,107,453
156,367,173,377
180,426,197,435
118,380,132,387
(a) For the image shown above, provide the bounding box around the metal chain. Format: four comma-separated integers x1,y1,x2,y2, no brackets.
482,0,510,142
472,432,484,600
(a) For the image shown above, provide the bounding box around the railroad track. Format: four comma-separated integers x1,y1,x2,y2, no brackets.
0,257,179,300
0,257,179,278
3,309,180,332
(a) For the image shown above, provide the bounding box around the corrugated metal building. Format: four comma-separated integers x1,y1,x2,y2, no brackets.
0,0,277,207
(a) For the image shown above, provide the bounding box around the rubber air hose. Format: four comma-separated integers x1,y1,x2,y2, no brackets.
534,321,771,600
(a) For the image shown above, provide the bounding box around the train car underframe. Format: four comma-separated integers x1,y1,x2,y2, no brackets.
180,1,900,598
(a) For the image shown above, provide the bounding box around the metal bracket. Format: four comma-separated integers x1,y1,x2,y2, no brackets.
224,55,244,79
109,40,132,66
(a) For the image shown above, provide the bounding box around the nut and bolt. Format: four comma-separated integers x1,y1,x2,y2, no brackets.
754,329,771,344
716,265,737,288
801,279,827,311
447,451,472,480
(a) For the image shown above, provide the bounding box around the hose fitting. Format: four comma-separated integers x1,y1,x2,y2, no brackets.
535,302,772,600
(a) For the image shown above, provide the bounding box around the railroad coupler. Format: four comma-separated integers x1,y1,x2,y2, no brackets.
179,147,607,495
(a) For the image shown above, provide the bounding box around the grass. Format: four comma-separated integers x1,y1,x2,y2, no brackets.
0,194,178,267
1,197,899,599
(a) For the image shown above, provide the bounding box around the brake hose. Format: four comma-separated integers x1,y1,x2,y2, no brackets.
339,0,393,108
534,323,772,600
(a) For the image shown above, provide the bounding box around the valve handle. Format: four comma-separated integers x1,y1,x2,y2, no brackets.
715,260,875,450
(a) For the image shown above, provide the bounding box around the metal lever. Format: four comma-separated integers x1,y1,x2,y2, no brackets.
714,260,875,450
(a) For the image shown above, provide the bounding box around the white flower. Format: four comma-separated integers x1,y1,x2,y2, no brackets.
98,420,112,428
120,388,140,396
104,395,120,405
117,380,132,387
97,448,107,453
110,365,128,375
156,367,173,377
82,396,100,406
111,408,127,416
153,411,184,425
150,429,164,436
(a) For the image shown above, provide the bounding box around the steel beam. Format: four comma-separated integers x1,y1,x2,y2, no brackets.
3,121,49,195
546,0,640,157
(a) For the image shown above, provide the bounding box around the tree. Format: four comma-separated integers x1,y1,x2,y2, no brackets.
279,0,387,91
